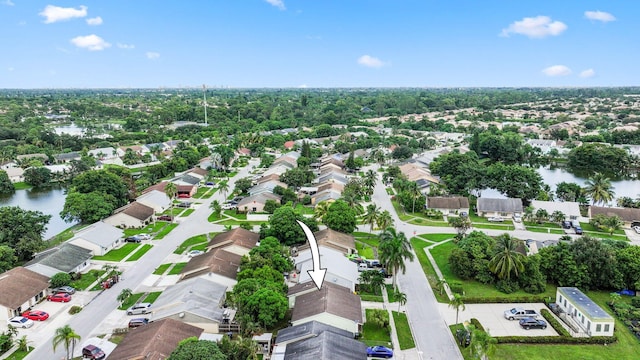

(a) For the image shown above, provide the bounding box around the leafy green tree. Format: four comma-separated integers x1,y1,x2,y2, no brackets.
209,200,222,218
324,200,357,233
169,338,226,360
0,171,14,194
448,293,465,324
391,145,413,160
60,191,115,223
267,206,318,246
243,236,293,274
0,206,49,261
489,234,525,280
486,163,543,204
448,216,471,240
263,199,280,213
616,245,640,290
568,143,631,175
603,215,623,235
117,288,132,306
583,173,616,205
429,151,485,196
0,245,16,273
378,227,415,289
376,210,394,230
50,273,72,288
280,168,314,189
234,177,253,195
24,167,52,187
550,210,565,223
467,325,497,360
555,182,582,202
517,254,546,294
345,147,356,170
218,336,259,360
52,325,81,360
243,287,288,328
534,208,549,224
363,204,381,234
69,170,128,208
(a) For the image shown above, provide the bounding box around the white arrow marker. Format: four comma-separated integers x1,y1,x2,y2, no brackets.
297,220,327,290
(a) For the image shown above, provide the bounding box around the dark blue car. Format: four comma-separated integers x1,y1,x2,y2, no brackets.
367,345,393,358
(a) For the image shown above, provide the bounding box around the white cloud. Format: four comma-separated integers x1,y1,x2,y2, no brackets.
146,52,160,60
585,11,616,23
501,16,567,38
40,5,88,24
117,43,135,49
357,55,386,68
70,34,111,51
298,84,308,88
7,67,14,72
580,69,596,78
265,0,285,10
542,65,572,77
86,16,103,26
2,0,15,6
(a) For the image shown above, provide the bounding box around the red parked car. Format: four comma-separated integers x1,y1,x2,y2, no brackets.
22,310,49,321
47,293,72,302
177,193,191,198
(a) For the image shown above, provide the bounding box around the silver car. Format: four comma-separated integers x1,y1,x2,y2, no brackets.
8,316,34,328
126,302,152,315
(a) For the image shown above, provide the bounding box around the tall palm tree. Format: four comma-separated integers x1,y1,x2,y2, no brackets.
364,169,378,195
488,234,525,280
583,173,616,205
52,325,81,360
314,201,332,222
468,326,497,360
395,291,407,312
376,210,394,230
117,288,132,306
219,181,230,199
210,200,222,219
341,191,364,215
448,293,465,325
407,181,422,213
378,227,415,289
363,204,381,235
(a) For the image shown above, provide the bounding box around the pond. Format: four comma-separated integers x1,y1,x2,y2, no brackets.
0,187,75,239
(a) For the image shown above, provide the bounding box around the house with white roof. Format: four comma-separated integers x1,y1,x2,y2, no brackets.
68,221,124,256
526,139,557,154
136,190,171,213
292,246,359,292
530,200,581,220
88,147,118,160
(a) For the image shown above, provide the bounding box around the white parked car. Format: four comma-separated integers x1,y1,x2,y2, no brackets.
188,250,204,257
633,226,640,234
487,217,504,222
512,214,522,222
221,203,237,210
8,316,34,329
137,233,151,240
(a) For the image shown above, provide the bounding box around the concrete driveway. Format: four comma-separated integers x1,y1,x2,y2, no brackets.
438,302,558,337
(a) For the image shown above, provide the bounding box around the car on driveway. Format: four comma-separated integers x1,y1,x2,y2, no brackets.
188,250,204,257
519,317,547,330
137,233,151,240
487,217,504,222
125,236,142,243
157,215,173,221
561,221,572,229
574,226,583,235
128,318,150,328
177,202,192,208
178,193,191,198
367,345,394,358
52,285,76,294
221,203,237,210
82,345,106,360
126,302,152,315
633,226,640,234
7,316,34,328
47,293,72,302
22,310,49,321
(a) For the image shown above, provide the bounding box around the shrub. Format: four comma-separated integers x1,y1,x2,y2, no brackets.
302,195,312,205
470,318,485,332
496,335,616,344
462,295,547,304
68,305,83,315
495,279,520,294
50,272,72,288
540,308,570,337
631,297,640,308
449,282,465,295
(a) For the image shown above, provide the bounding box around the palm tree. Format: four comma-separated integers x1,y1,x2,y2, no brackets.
488,234,525,280
164,181,177,213
52,325,81,360
341,191,364,215
550,210,566,224
363,204,381,235
117,288,132,306
364,169,378,195
16,335,32,352
583,173,616,205
376,210,394,230
435,278,448,296
313,201,332,222
448,293,465,324
468,326,497,360
378,227,415,289
603,215,623,235
210,200,222,219
407,181,422,213
395,291,407,312
219,181,230,199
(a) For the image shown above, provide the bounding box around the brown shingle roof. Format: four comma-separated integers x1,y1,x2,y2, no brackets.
180,249,243,281
427,196,470,210
590,206,640,222
316,182,344,193
187,167,208,177
177,184,195,193
308,229,355,255
291,282,362,324
206,228,259,251
142,181,168,195
121,202,154,220
0,267,50,309
257,173,281,184
107,319,203,360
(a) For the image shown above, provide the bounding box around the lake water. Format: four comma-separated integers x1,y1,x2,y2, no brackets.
0,187,75,239
480,166,640,203
53,123,86,136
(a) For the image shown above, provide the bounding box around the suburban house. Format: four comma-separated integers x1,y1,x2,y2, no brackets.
530,200,581,220
107,318,204,360
272,321,367,360
589,206,640,227
426,196,470,216
177,184,197,198
556,287,614,337
103,202,155,229
249,180,288,197
284,140,295,150
237,193,281,213
25,243,92,278
311,188,342,205
179,249,243,287
16,153,48,164
0,267,50,321
205,228,259,254
88,147,118,160
0,160,18,170
291,246,359,292
398,163,440,188
290,282,363,335
116,145,144,158
477,198,524,218
315,172,349,186
68,221,124,256
4,167,24,183
296,228,356,255
263,164,292,177
172,173,202,187
151,277,228,333
136,190,172,213
53,152,81,163
256,173,281,184
526,139,557,154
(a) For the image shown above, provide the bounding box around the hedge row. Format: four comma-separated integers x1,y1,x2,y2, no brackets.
540,309,570,337
496,335,617,345
470,318,485,332
461,295,548,304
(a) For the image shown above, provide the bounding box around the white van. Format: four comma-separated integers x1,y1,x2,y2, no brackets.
358,263,369,272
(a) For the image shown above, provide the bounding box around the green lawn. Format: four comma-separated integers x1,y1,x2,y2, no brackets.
92,243,141,262
410,238,449,303
392,311,416,350
418,233,455,243
179,209,195,217
174,233,218,254
118,293,145,310
386,284,398,302
355,235,380,248
168,262,188,275
223,210,247,219
294,204,315,215
581,223,626,235
356,241,375,259
407,217,449,226
360,309,393,347
123,222,165,237
153,263,171,275
13,182,30,190
583,231,628,241
386,187,395,195
191,187,210,199
46,224,87,248
126,244,153,261
526,227,567,235
70,269,106,290
4,348,32,360
155,223,178,239
472,223,515,231
142,291,162,303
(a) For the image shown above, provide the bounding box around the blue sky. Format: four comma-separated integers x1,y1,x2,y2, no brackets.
0,1,637,88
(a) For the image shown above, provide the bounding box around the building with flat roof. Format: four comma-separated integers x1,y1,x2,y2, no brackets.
556,287,614,336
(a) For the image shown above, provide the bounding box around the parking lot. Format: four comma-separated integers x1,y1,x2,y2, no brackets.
439,302,559,337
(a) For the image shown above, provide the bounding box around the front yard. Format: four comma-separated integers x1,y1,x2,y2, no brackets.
93,243,141,262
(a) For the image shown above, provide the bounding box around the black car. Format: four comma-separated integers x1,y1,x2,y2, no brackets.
125,236,141,243
561,221,572,229
519,317,547,330
177,202,192,208
455,329,471,347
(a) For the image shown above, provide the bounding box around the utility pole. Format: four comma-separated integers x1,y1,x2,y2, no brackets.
203,84,208,126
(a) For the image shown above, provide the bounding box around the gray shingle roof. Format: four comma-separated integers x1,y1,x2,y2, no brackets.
26,243,91,273
152,277,227,322
477,197,523,213
291,282,362,324
71,221,123,248
275,321,354,345
284,331,367,360
427,196,470,209
558,287,613,321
